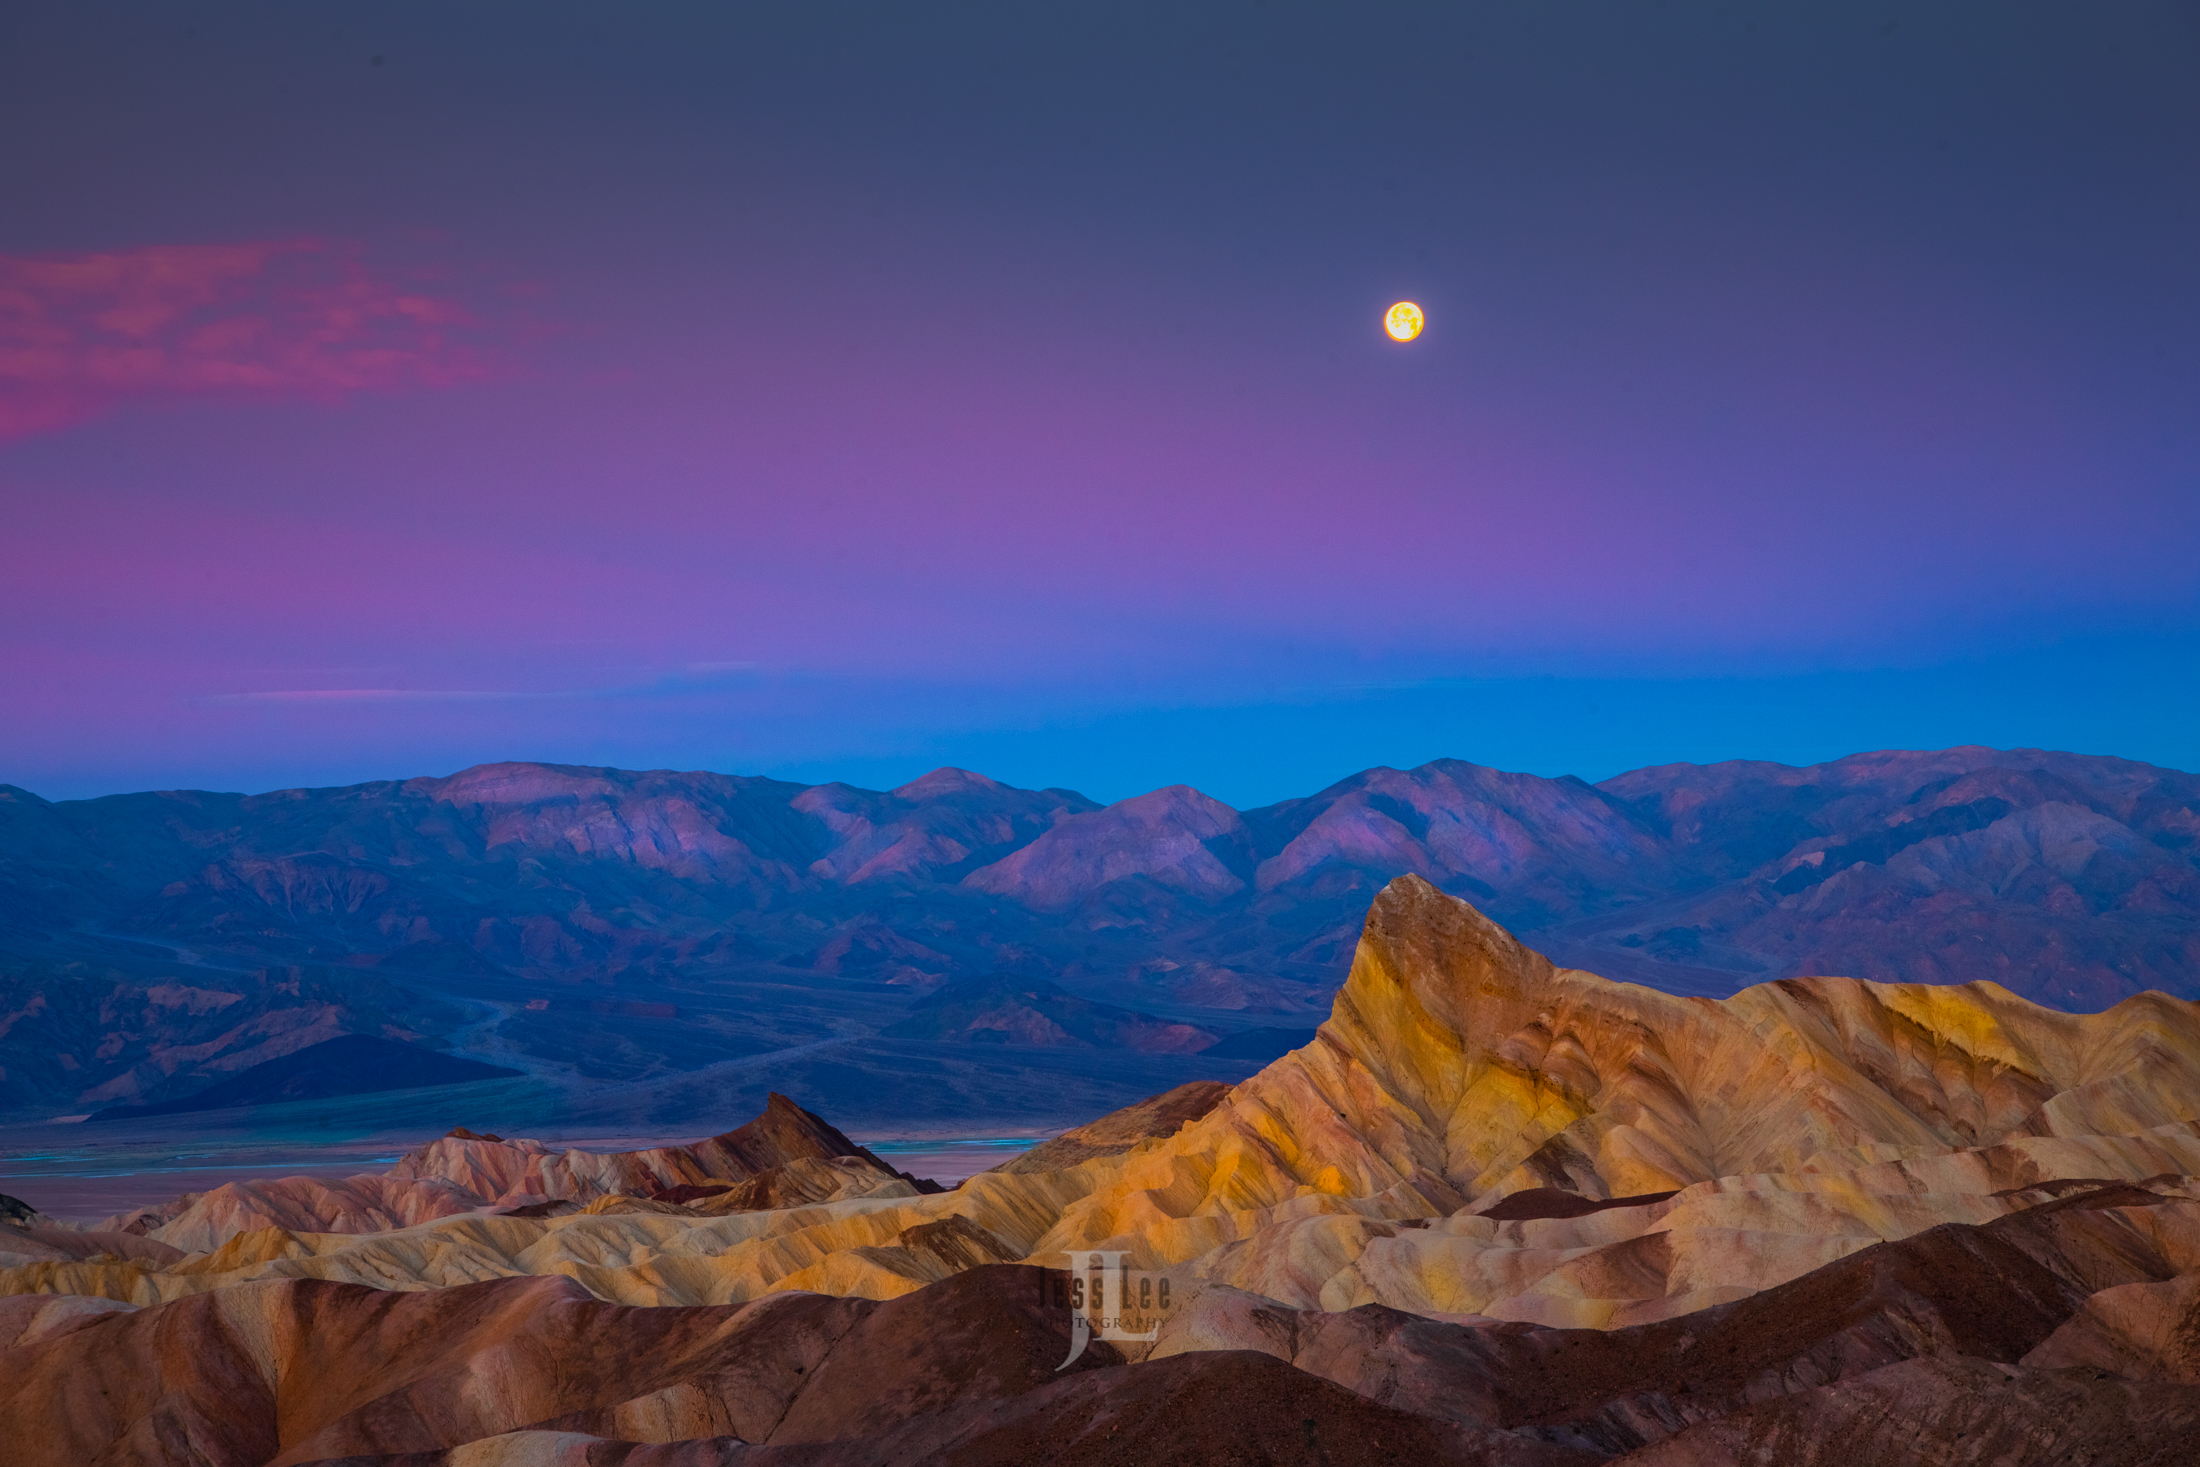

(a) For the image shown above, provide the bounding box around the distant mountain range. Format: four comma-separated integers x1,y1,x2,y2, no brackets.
1,746,2195,1122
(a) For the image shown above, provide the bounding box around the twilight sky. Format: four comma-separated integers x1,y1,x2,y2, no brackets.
3,2,2196,806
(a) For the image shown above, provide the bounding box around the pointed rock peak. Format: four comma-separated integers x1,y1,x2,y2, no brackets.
699,1093,945,1194
1353,874,1554,997
701,1091,873,1169
891,766,1007,799
1319,876,1570,1091
1,1192,47,1228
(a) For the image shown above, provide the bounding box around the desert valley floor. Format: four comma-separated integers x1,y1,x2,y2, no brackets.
5,876,2200,1464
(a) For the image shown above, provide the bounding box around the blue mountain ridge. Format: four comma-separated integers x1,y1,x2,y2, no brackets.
0,746,2192,1124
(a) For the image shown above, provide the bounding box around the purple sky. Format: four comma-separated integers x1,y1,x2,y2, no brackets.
3,3,2197,805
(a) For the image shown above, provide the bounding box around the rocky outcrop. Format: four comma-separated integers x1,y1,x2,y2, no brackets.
386,1091,912,1205
683,1156,919,1214
0,1193,48,1229
0,1291,136,1348
103,1173,492,1254
2024,1268,2200,1383
1020,877,2200,1276
990,1080,1232,1174
0,1226,184,1272
96,1093,931,1252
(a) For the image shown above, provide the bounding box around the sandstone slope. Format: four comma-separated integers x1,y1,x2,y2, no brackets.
1023,876,2200,1285
11,1201,2200,1466
96,1093,931,1252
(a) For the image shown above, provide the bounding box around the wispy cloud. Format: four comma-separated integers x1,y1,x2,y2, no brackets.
194,688,543,705
0,238,498,441
195,662,784,708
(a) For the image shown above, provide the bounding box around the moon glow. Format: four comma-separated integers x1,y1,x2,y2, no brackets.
1384,301,1425,342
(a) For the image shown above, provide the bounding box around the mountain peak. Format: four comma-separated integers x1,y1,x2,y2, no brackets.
1117,783,1239,818
428,761,629,805
890,766,1008,800
961,783,1251,911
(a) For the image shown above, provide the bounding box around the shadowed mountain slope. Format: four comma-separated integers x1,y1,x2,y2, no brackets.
962,783,1257,911
878,975,1221,1052
793,767,1101,885
1594,748,2200,1008
0,1267,1593,1467
87,1035,518,1121
1245,760,1677,922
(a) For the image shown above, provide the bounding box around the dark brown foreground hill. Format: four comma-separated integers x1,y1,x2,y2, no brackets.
0,1267,1575,1467
8,1181,2200,1466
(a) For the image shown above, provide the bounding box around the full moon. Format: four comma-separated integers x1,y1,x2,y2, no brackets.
1384,301,1425,342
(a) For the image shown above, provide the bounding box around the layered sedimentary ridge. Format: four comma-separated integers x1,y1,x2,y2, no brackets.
81,1091,940,1253
1026,876,2200,1272
7,876,2200,1465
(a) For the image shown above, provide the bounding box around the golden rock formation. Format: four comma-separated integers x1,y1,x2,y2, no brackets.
7,877,2199,1339
1022,875,2200,1274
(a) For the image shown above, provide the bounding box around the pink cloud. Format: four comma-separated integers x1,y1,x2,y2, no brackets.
0,239,494,440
